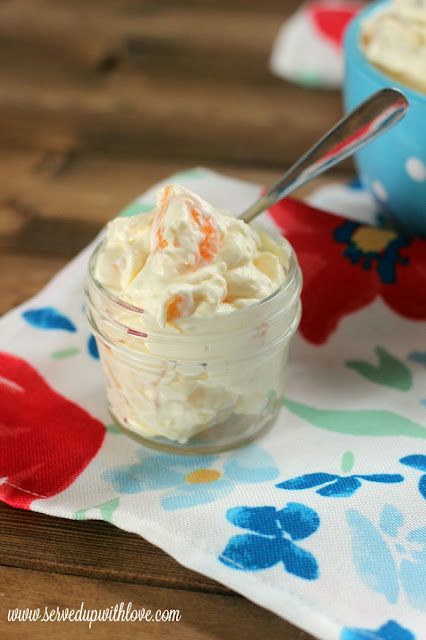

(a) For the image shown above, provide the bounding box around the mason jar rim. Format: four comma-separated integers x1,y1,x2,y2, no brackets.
87,231,302,327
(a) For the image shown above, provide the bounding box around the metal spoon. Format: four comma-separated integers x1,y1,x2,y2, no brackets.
239,88,409,224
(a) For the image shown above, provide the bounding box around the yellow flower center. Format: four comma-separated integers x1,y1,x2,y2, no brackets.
185,469,222,484
351,227,398,253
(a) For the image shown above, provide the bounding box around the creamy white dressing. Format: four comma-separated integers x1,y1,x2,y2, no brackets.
95,185,287,327
361,0,426,94
90,185,298,445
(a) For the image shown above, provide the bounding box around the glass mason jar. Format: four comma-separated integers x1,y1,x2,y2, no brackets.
85,234,302,454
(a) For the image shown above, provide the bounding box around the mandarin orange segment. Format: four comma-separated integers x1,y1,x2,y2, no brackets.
153,214,167,251
159,185,173,205
191,208,220,262
157,234,168,250
153,189,221,263
166,294,184,322
153,185,173,251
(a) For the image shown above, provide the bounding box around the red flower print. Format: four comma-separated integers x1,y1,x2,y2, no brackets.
308,1,363,50
0,352,105,509
268,198,426,344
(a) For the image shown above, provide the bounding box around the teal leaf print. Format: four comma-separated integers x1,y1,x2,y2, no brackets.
74,498,120,524
106,422,121,433
296,70,324,88
346,346,412,391
171,168,208,180
118,201,155,218
51,347,80,359
283,399,426,438
98,498,120,523
341,451,355,473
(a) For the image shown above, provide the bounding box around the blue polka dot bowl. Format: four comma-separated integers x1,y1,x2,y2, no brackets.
344,0,426,238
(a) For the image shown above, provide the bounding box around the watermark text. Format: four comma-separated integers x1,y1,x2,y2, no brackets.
7,602,181,628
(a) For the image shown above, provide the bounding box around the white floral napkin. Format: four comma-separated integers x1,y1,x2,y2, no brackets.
270,1,363,88
1,169,425,640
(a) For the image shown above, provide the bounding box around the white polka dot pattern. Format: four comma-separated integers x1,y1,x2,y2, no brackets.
372,180,388,201
406,157,426,182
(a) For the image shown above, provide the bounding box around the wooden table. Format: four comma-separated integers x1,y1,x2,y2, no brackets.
1,1,355,638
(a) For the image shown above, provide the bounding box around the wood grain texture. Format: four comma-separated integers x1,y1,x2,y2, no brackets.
0,253,68,315
0,503,228,594
0,71,344,165
0,151,350,263
1,0,303,83
1,1,285,82
0,564,316,640
0,1,355,637
0,152,343,635
0,0,347,165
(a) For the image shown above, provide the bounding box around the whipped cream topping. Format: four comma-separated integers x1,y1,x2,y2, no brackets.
89,185,300,445
95,184,287,327
361,0,426,94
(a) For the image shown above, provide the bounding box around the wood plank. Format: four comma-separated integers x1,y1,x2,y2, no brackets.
0,151,351,258
0,150,351,222
0,253,68,315
1,0,299,71
0,564,316,640
0,68,344,165
1,1,114,75
66,0,303,12
0,3,355,638
1,0,288,84
0,502,228,594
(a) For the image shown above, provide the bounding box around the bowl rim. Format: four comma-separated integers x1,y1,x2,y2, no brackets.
344,0,426,104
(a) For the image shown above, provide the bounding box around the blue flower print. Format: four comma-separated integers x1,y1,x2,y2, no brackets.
347,505,426,611
22,307,77,332
103,444,279,511
22,305,99,359
276,471,404,497
334,220,409,284
219,503,319,580
399,455,426,500
349,177,363,190
341,619,415,640
408,351,426,368
87,334,100,359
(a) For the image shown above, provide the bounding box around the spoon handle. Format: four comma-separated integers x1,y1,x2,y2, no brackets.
239,87,409,224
